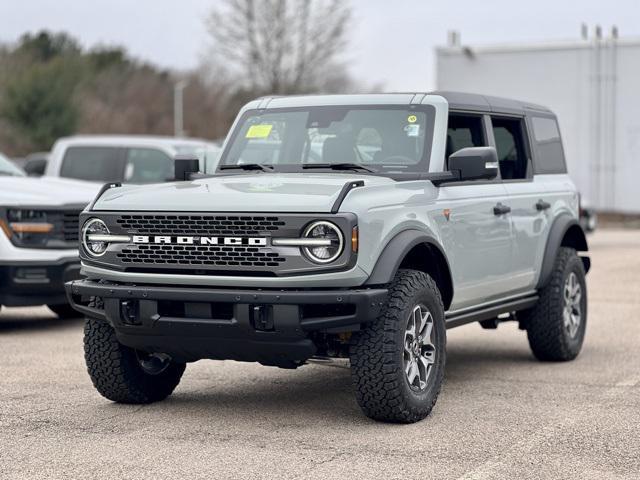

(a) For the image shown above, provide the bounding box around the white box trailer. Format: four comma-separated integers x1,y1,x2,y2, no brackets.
436,33,640,213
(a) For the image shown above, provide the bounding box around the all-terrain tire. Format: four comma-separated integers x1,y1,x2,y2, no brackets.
523,247,587,361
84,318,186,404
350,269,446,423
48,303,79,319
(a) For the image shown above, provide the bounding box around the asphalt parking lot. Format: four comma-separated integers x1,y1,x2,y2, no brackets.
1,229,639,479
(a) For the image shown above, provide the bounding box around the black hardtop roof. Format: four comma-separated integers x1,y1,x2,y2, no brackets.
250,91,555,116
432,91,554,116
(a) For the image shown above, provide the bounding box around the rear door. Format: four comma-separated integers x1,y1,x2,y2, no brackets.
436,113,514,310
489,114,550,292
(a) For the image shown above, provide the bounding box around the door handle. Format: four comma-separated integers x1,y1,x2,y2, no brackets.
535,199,551,211
493,203,511,215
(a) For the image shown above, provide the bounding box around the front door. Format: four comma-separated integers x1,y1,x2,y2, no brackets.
434,113,515,311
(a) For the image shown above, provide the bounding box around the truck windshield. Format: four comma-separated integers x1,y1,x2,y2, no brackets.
217,105,435,175
0,153,25,177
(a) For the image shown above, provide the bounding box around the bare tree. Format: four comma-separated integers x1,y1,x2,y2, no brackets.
206,0,352,95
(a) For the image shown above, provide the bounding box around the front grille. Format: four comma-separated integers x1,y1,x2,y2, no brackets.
117,244,286,268
91,212,354,276
62,212,80,242
116,214,286,236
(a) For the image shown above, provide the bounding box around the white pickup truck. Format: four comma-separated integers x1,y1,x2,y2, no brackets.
0,154,99,317
43,135,220,184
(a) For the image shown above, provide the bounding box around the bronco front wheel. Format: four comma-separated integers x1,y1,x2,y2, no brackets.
350,269,446,423
84,318,186,404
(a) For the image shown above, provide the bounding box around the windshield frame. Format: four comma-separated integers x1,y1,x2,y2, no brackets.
215,104,436,178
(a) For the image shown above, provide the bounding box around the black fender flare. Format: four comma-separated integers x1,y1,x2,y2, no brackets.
537,214,590,289
365,229,454,308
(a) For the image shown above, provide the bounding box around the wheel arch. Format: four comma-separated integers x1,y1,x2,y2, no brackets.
365,230,454,310
537,214,590,289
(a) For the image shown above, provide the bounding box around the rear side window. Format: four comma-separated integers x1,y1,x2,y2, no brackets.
446,114,485,159
60,147,124,182
530,116,567,174
491,117,529,180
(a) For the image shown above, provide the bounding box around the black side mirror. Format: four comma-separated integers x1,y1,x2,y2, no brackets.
448,147,499,182
174,154,200,181
24,158,47,177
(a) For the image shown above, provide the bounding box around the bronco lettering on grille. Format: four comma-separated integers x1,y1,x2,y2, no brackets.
131,235,268,246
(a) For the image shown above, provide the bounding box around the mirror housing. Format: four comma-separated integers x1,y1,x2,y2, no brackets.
24,158,47,177
174,154,200,181
448,147,499,182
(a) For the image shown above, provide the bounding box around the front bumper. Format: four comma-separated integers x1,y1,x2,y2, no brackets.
0,257,81,307
65,279,387,365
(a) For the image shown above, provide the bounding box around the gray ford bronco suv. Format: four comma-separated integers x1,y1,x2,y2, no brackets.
66,92,590,423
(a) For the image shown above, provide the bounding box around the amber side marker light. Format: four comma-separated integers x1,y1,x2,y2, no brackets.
351,226,358,253
9,222,54,233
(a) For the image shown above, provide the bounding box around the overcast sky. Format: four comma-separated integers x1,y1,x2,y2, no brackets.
1,0,638,90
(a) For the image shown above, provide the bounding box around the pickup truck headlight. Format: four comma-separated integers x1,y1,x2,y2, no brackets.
3,209,54,247
302,221,344,264
82,218,110,256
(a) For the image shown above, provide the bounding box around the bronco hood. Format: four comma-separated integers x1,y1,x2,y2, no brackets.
0,176,100,208
93,173,396,213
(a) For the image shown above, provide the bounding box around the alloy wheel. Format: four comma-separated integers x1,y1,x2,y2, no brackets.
563,272,582,338
404,304,436,391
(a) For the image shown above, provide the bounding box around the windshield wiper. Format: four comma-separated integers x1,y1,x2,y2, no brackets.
220,163,274,172
302,163,375,173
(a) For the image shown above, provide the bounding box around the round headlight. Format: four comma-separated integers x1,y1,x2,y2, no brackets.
82,218,110,257
302,221,344,264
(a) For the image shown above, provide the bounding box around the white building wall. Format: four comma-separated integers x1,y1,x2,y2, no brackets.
436,38,640,213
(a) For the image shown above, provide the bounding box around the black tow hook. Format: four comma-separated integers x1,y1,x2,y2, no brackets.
251,305,274,331
120,300,141,325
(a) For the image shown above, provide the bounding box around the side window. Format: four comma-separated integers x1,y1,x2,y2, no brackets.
60,146,124,182
491,117,529,180
531,116,567,174
124,148,173,183
446,114,486,160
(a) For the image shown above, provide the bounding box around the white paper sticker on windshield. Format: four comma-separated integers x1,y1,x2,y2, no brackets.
405,124,420,137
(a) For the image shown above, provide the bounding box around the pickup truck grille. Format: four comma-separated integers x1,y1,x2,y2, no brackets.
116,214,286,236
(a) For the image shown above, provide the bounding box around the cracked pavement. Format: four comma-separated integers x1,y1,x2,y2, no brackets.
1,229,639,479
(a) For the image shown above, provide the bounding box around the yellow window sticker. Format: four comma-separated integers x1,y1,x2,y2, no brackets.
407,115,417,123
246,124,273,139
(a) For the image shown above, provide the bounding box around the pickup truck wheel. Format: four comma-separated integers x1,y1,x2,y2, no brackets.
47,304,79,319
84,318,186,404
350,269,446,423
524,247,587,361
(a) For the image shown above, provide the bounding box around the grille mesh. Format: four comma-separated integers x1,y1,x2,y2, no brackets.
117,244,286,268
116,214,286,236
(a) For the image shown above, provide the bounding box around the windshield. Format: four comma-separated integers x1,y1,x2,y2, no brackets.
0,152,25,176
218,105,435,175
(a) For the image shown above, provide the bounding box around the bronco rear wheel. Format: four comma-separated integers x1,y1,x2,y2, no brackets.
84,318,185,404
350,269,446,423
523,247,587,361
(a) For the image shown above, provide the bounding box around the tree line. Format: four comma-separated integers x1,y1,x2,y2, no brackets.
0,0,356,157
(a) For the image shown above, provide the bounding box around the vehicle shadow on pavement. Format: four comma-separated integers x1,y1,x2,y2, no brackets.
166,363,364,424
0,310,83,333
